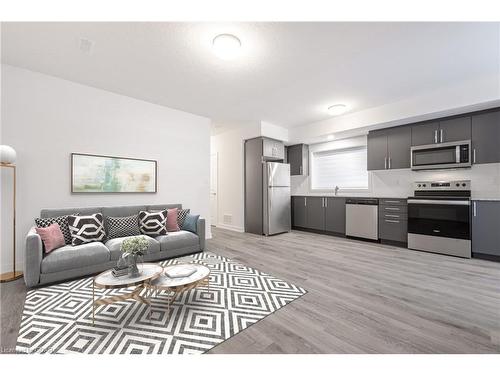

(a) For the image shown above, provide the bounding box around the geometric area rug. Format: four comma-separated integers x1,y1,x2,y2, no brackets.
16,251,307,354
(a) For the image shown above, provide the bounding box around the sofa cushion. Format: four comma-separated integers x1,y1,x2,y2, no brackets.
182,214,200,234
138,210,168,236
35,214,76,245
156,231,199,251
41,242,110,274
67,213,106,246
106,214,141,240
177,209,190,227
36,223,66,253
105,235,161,261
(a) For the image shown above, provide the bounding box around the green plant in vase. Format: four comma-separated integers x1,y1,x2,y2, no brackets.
121,236,149,277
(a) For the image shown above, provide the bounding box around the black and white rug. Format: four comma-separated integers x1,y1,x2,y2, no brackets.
16,252,306,354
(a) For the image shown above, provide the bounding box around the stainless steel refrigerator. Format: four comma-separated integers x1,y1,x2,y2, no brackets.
244,137,290,236
263,162,291,235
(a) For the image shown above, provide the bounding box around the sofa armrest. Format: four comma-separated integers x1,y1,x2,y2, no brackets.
24,227,42,287
196,217,206,251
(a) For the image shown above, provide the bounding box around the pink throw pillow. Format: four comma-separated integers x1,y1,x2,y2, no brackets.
166,208,180,232
36,223,65,253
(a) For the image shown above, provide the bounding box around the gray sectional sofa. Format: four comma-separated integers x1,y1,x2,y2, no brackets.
24,204,205,287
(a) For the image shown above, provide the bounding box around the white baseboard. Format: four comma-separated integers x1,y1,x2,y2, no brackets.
213,224,244,233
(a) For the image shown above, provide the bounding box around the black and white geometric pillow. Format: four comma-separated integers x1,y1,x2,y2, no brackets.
177,208,190,227
35,214,77,245
67,213,106,246
138,210,168,236
106,214,141,240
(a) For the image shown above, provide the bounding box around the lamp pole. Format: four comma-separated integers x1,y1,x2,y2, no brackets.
0,162,23,282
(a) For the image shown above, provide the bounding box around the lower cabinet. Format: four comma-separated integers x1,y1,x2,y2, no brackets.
292,196,307,228
472,201,500,257
325,197,346,234
292,196,345,235
378,199,408,243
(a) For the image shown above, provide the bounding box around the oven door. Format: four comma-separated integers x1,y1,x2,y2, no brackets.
407,199,470,240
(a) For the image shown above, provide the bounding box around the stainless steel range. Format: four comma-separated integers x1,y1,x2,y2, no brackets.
407,180,471,258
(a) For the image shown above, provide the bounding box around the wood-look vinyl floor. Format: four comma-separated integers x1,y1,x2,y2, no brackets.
1,227,499,353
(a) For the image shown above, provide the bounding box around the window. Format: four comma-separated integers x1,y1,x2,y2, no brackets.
311,146,368,190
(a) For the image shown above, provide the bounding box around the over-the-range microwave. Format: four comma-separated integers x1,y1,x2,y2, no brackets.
411,140,471,170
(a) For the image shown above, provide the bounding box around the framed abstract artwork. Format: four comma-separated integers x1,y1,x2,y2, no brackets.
71,153,157,193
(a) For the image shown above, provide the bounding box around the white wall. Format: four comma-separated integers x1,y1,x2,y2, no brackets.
210,123,261,232
0,64,211,273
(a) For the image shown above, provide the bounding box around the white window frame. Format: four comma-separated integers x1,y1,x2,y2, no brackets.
309,145,371,194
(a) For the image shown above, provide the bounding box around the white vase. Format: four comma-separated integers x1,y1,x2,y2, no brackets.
0,145,16,164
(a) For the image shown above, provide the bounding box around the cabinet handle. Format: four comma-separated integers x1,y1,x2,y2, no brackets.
325,198,328,208
434,130,438,143
385,207,400,211
385,214,400,218
384,157,387,169
385,219,400,223
473,201,477,217
304,197,307,207
473,149,476,164
440,129,443,143
384,200,401,203
299,165,302,174
388,157,391,169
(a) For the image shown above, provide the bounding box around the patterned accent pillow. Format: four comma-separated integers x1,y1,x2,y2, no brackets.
177,209,190,227
35,214,76,245
67,213,106,246
106,214,141,240
138,210,168,236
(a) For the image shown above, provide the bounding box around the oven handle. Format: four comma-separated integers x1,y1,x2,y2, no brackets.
408,199,470,206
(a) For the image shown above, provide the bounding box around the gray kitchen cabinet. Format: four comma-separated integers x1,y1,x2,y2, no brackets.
367,130,388,170
306,197,325,231
368,126,410,170
439,117,471,143
262,137,285,160
292,196,307,228
472,110,500,164
472,201,500,257
287,144,309,176
325,197,346,234
379,199,408,243
387,126,411,169
411,121,440,146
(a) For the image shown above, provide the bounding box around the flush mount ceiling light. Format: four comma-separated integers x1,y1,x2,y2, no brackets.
327,134,335,141
212,34,242,60
327,104,348,116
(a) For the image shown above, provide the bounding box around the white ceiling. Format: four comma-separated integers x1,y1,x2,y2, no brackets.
2,22,499,128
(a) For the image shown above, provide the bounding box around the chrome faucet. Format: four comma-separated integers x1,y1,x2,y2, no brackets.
334,186,339,196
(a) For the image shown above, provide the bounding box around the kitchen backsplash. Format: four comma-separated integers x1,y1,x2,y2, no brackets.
291,162,500,199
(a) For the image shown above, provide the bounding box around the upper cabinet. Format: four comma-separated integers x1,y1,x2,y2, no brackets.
471,110,500,164
367,126,411,171
262,137,285,160
411,117,471,146
287,144,309,176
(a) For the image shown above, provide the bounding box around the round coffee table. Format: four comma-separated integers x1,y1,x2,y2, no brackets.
149,263,210,314
92,263,163,324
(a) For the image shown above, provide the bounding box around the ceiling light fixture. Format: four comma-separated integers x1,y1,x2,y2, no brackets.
327,104,348,116
212,34,242,60
327,134,335,141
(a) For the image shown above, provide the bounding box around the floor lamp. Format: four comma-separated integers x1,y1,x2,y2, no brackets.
0,145,23,282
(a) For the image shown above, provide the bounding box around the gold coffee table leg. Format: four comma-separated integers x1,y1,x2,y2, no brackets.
92,279,95,325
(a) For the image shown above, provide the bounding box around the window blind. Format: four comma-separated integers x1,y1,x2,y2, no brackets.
311,146,368,190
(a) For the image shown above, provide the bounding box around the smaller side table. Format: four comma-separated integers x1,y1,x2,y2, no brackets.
149,263,210,314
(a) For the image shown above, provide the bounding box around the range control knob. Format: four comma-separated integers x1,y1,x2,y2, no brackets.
423,184,427,187
417,184,421,187
462,183,466,187
456,183,460,187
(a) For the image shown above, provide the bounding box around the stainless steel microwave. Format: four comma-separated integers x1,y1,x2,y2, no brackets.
411,140,471,170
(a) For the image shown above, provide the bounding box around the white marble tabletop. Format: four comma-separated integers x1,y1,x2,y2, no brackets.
150,264,210,288
94,263,163,288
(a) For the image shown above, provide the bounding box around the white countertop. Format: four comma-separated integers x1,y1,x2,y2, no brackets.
291,194,500,201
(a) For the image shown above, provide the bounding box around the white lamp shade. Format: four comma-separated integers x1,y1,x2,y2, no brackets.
0,145,17,164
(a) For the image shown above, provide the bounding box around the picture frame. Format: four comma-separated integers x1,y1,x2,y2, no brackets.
71,153,157,193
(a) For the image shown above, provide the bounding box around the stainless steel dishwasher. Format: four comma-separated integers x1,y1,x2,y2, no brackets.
345,198,379,240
